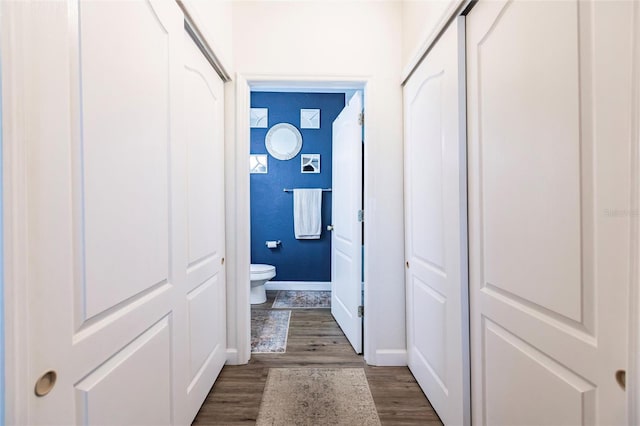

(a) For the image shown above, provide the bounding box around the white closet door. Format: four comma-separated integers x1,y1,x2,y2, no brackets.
467,1,634,424
17,1,215,424
403,18,470,426
180,30,227,422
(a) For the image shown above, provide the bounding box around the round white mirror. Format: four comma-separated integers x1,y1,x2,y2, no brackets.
265,123,303,160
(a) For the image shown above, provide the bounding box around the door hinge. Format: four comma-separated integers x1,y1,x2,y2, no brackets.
358,112,364,126
357,209,364,222
358,305,364,317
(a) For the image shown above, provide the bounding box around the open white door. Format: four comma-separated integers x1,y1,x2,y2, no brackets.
467,1,633,424
331,92,363,354
403,18,470,426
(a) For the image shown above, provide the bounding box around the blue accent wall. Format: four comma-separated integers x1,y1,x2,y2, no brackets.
250,92,345,281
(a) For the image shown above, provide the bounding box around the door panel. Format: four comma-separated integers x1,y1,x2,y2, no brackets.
22,1,227,424
475,0,583,323
80,0,171,321
185,274,225,405
182,30,227,419
467,1,634,424
483,319,595,426
331,92,363,354
26,1,183,424
185,50,224,273
403,18,469,426
413,277,446,383
75,318,172,426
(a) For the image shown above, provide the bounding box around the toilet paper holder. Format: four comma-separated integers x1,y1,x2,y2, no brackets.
265,240,281,248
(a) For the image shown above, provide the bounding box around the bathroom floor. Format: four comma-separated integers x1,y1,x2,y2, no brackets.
192,291,443,425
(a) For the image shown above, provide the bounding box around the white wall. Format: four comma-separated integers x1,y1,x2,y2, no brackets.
231,0,406,365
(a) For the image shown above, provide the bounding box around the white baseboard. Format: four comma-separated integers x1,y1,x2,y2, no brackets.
225,348,238,364
265,281,331,291
225,348,249,366
372,349,408,366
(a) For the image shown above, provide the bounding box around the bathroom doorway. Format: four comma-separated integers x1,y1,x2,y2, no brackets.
241,79,367,359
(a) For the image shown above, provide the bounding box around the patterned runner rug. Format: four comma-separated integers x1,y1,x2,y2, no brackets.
256,368,381,426
251,310,291,353
272,290,331,308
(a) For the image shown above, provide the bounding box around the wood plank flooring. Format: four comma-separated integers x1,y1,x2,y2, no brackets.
192,291,443,425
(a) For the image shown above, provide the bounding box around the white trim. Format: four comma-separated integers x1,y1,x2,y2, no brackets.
629,1,640,423
224,75,251,366
0,1,3,419
360,80,376,366
265,281,331,291
231,74,371,366
2,3,29,423
247,77,366,92
457,16,472,425
252,86,358,94
374,349,407,366
225,348,238,364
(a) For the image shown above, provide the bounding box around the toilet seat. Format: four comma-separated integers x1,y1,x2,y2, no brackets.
250,264,276,304
250,264,276,281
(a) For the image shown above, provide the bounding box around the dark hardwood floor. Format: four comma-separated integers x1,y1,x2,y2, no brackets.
192,291,443,425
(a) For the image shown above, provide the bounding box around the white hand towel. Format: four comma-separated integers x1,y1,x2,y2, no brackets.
293,188,322,239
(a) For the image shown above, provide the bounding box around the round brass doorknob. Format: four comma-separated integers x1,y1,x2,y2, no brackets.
327,225,334,231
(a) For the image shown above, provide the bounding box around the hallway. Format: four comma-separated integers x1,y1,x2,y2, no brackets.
192,291,442,425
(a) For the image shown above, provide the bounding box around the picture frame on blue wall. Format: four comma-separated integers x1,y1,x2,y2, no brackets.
301,154,320,173
250,108,268,128
250,154,268,174
300,108,320,129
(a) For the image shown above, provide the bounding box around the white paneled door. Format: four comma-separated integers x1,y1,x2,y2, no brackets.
467,1,634,424
403,18,470,426
331,92,363,354
17,1,226,424
181,30,227,420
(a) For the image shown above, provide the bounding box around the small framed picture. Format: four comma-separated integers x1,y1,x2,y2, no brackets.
301,154,320,173
250,154,268,174
250,108,268,128
300,109,320,129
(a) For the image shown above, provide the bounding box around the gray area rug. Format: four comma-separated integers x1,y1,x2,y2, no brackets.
256,368,381,425
251,310,291,353
272,290,331,308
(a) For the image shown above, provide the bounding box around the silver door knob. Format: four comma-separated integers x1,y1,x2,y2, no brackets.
327,225,334,231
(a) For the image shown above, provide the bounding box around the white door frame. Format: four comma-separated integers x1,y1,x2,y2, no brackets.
0,1,6,421
630,1,640,421
2,2,31,422
226,75,369,365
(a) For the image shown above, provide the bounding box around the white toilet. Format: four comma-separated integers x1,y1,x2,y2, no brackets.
250,264,276,304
